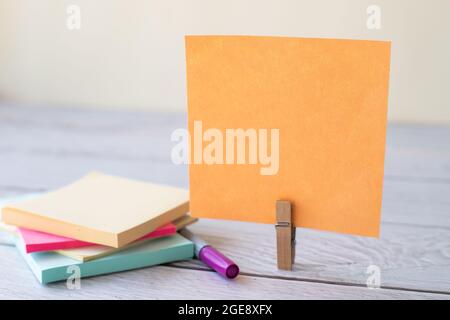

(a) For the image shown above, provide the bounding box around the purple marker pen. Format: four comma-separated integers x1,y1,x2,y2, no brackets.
179,228,239,279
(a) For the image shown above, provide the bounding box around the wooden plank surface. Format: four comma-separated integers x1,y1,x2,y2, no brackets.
176,219,450,293
0,244,447,300
0,104,449,299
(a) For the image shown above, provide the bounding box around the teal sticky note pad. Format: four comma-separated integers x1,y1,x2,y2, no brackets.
17,234,194,284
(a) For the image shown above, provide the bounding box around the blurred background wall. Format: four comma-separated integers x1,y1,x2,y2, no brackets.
0,0,449,123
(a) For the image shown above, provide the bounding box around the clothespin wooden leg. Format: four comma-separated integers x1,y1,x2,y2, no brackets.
275,200,296,270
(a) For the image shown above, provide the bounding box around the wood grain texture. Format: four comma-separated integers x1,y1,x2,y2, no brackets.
0,104,449,299
174,219,450,293
0,245,447,300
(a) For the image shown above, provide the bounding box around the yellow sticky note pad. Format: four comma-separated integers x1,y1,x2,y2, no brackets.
186,35,391,237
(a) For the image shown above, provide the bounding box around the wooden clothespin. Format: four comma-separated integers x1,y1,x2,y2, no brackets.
275,200,296,270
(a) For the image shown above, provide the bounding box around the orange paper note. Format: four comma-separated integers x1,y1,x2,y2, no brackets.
185,35,391,237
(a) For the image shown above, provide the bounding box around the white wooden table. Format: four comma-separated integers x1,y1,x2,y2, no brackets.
0,104,449,299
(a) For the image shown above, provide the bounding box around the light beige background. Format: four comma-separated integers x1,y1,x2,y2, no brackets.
0,0,449,124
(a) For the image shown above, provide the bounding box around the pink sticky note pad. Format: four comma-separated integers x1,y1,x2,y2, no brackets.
18,223,177,253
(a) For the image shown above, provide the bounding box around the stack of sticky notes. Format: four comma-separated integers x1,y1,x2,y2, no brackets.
0,172,196,284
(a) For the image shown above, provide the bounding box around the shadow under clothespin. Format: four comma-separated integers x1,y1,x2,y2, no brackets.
275,200,296,270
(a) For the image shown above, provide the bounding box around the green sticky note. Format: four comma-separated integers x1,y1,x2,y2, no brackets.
17,233,194,284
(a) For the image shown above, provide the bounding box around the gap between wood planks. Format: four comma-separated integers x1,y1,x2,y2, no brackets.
384,175,450,185
0,186,48,194
1,182,449,296
165,264,450,296
382,220,450,230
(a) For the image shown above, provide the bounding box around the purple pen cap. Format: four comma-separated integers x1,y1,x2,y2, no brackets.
198,245,240,279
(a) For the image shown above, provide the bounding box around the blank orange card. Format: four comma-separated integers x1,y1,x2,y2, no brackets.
186,36,391,237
